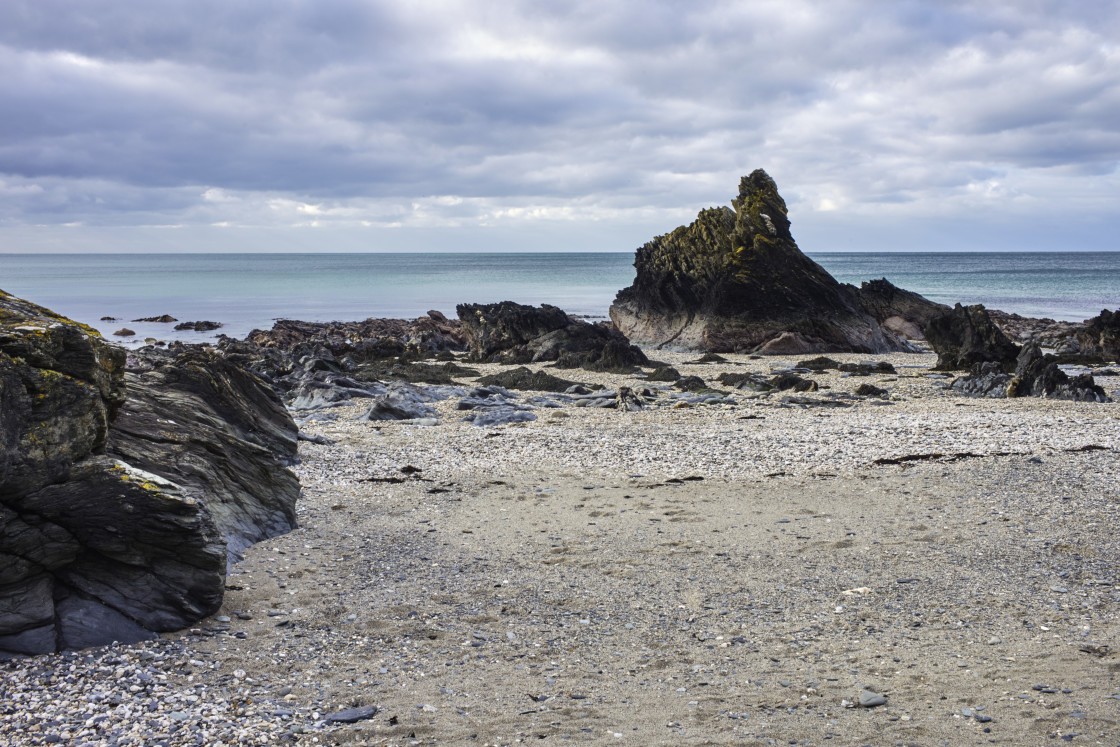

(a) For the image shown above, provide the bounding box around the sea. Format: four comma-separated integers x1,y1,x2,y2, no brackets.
2,252,1118,344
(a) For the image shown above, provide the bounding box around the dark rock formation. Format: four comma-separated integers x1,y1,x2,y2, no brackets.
475,366,583,393
770,373,818,392
457,301,648,372
949,362,1011,398
949,344,1109,402
853,278,950,340
113,328,136,337
107,347,300,564
838,361,896,376
174,320,222,332
716,372,774,391
926,304,1021,371
609,170,917,354
133,315,178,323
1007,343,1109,401
796,356,840,371
855,383,889,398
457,302,570,362
239,312,466,364
1071,309,1120,361
1,290,299,656
644,366,682,382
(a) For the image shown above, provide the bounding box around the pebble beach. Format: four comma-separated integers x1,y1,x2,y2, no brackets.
3,350,1120,746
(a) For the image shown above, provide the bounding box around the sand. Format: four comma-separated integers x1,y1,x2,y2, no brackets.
4,350,1120,746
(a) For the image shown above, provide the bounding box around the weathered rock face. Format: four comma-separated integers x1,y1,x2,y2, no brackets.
1007,343,1109,401
0,290,299,656
1072,309,1120,361
609,171,917,354
457,301,649,372
950,344,1110,402
853,278,950,341
925,304,1021,371
108,347,300,564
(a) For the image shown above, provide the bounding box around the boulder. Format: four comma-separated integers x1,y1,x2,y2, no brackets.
0,290,299,656
475,366,583,393
950,362,1012,398
609,170,917,354
457,301,648,371
925,304,1021,371
854,278,950,340
107,346,300,564
1007,343,1109,402
1072,309,1120,361
949,345,1109,402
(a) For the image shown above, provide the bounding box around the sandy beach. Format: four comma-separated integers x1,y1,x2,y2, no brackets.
3,350,1120,746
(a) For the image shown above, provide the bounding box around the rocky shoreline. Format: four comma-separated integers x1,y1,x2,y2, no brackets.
3,345,1120,745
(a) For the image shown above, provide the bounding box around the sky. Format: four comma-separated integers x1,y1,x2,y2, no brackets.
1,0,1118,254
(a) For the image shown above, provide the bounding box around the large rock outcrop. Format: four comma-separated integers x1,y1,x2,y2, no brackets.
458,301,649,372
609,170,919,354
0,290,299,656
925,304,1021,371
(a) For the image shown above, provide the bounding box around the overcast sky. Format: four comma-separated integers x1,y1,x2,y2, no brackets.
1,0,1118,254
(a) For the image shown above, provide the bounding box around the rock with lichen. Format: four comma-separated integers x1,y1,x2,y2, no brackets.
609,170,918,354
0,289,299,656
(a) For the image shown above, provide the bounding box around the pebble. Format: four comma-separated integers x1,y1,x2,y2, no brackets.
858,690,887,708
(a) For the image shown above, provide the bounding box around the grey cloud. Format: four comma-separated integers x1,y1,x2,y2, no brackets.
0,0,1117,251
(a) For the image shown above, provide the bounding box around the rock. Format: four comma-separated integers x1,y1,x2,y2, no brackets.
355,397,438,421
855,383,888,398
458,301,647,371
324,705,379,724
674,375,707,392
838,361,895,375
132,315,178,323
476,366,584,393
926,304,1020,371
616,387,646,411
458,302,571,362
716,372,774,391
1071,309,1120,361
858,689,887,707
287,374,383,410
1006,343,1109,402
609,170,917,354
107,346,300,565
174,321,223,332
1,290,300,655
463,408,538,427
854,278,950,340
770,372,818,392
796,356,840,371
950,362,1012,398
113,328,136,337
644,366,682,382
950,344,1109,401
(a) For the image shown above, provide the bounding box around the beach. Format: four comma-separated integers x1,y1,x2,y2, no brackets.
3,349,1119,746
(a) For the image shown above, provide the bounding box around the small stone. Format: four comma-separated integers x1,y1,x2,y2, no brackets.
858,690,887,708
987,636,1001,645
324,705,379,723
975,714,992,723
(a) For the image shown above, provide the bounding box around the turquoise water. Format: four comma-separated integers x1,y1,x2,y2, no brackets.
1,252,1117,342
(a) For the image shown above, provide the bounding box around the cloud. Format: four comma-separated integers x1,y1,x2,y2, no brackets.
0,0,1118,252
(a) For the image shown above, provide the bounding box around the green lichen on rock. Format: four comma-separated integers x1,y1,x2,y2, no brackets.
610,171,912,354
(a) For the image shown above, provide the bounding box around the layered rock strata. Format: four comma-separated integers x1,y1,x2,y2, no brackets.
0,290,298,656
457,301,649,372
